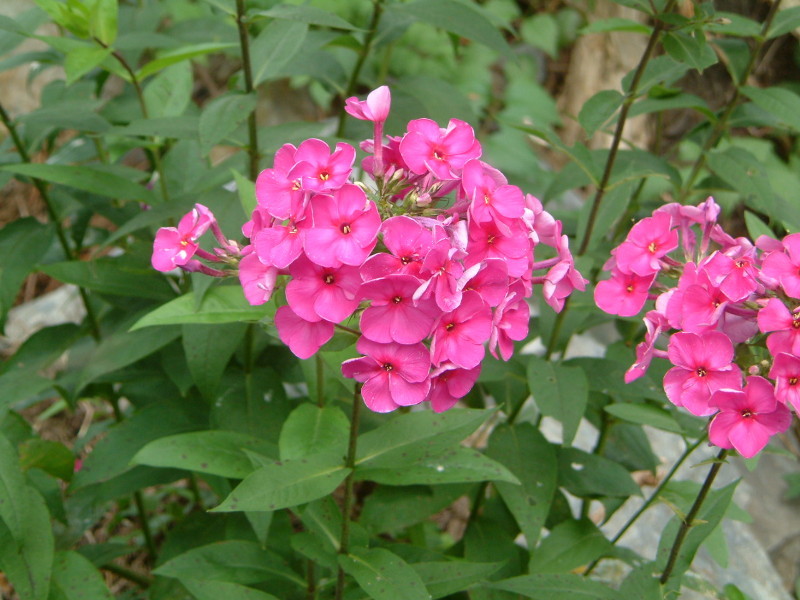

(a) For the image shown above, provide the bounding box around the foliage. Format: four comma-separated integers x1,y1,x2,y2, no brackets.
0,0,798,599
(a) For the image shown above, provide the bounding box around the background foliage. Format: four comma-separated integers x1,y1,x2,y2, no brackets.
1,0,799,599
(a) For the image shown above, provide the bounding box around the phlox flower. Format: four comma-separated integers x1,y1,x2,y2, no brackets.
625,310,669,383
663,331,742,416
341,338,431,412
489,285,530,361
344,85,391,123
465,218,531,278
613,212,678,276
769,353,800,412
275,305,334,359
289,139,356,193
399,118,481,179
709,376,792,458
703,250,759,303
761,233,800,298
152,204,215,272
304,184,381,268
594,269,655,317
461,159,524,232
359,275,439,344
255,144,305,220
414,238,467,313
254,216,309,269
541,233,587,313
428,364,480,413
758,298,800,357
430,291,492,369
361,216,433,280
459,258,508,308
285,256,361,323
239,253,278,306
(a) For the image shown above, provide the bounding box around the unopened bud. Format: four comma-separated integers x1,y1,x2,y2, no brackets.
748,365,760,376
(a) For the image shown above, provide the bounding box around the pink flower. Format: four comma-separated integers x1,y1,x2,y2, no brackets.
459,258,508,307
594,269,655,317
359,275,439,344
285,256,361,323
289,139,356,193
430,291,492,369
709,376,792,458
341,338,431,413
428,364,480,413
489,285,530,361
255,144,304,220
758,298,800,357
625,310,669,383
361,216,433,280
541,233,587,313
238,253,278,306
275,305,334,359
663,331,742,416
254,216,309,269
414,238,467,313
769,352,800,412
761,233,800,298
462,159,524,231
703,251,759,303
465,218,531,279
151,204,215,272
304,184,381,268
399,118,481,179
344,86,391,123
613,212,678,276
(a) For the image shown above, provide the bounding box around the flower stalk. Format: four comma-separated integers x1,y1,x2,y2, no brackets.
236,0,260,180
335,385,362,600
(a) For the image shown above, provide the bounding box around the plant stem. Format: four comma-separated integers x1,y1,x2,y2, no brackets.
236,0,260,181
335,386,362,600
306,560,317,600
100,563,152,588
316,354,325,407
583,435,705,577
0,101,101,340
95,38,171,202
336,0,384,137
659,448,728,584
577,0,678,256
678,0,782,202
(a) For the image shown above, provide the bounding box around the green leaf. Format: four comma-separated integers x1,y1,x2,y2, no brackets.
356,446,520,486
489,574,618,599
391,0,513,59
743,210,775,241
519,13,558,57
213,452,350,512
360,484,469,535
338,547,431,600
578,90,623,137
251,5,360,30
0,486,54,600
581,17,650,34
250,20,309,86
87,0,117,44
232,169,256,217
143,62,193,118
199,93,258,152
154,540,304,587
706,146,776,213
50,551,112,600
557,447,641,498
76,325,181,393
768,6,800,39
108,116,199,140
741,86,800,133
662,31,717,72
355,408,493,468
628,91,712,119
19,438,74,481
278,404,349,461
40,257,175,300
486,424,557,551
182,322,247,399
0,433,27,540
0,218,55,331
71,399,205,488
64,46,112,85
131,286,275,329
412,560,502,599
182,580,280,600
137,42,237,79
622,54,690,96
527,356,588,446
529,519,613,574
604,402,683,434
132,430,276,478
0,163,155,202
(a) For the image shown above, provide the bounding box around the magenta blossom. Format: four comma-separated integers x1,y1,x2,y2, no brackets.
430,291,492,369
613,212,678,276
285,256,361,323
239,253,278,306
625,310,669,383
152,204,215,272
359,275,439,344
663,331,742,416
399,118,481,179
594,269,655,317
288,139,356,193
489,285,530,361
344,85,391,123
761,233,800,298
255,144,305,220
769,353,800,412
709,376,792,458
461,159,524,232
428,364,480,413
341,338,431,412
361,216,433,280
274,305,334,360
758,298,800,357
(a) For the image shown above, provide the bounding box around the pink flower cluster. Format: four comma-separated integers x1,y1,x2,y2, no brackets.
595,198,798,458
151,86,586,414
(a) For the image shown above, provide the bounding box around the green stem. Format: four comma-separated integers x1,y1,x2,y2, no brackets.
659,448,728,585
95,38,171,202
236,0,260,180
244,323,255,408
0,101,101,340
335,386,362,600
306,559,317,600
336,0,384,137
583,435,705,577
577,0,678,256
678,0,782,202
100,563,152,588
316,354,325,407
